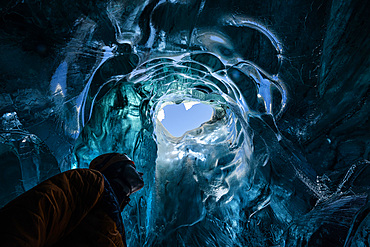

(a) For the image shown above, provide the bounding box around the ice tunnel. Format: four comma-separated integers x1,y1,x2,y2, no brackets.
0,0,369,246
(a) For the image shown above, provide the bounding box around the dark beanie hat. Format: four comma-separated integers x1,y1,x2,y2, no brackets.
89,153,135,173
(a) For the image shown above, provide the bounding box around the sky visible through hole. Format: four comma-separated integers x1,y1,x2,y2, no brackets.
158,102,214,137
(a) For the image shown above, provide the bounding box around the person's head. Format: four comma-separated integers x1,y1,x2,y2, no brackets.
89,153,144,208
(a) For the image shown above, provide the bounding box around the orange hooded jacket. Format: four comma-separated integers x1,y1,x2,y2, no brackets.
0,169,126,247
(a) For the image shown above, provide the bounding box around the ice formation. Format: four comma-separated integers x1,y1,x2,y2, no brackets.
0,0,369,246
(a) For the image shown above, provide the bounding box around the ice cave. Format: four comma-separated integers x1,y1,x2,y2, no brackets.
0,0,369,246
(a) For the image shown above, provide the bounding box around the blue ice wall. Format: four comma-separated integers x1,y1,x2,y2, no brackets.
0,0,369,246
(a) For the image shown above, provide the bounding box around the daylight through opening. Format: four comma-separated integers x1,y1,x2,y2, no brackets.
157,102,214,137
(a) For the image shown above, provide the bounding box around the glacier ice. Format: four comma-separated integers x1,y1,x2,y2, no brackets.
0,0,369,246
0,112,60,206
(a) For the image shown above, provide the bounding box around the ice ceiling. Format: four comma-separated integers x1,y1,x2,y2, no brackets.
0,0,369,246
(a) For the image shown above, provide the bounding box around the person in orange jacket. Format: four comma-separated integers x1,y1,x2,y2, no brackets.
0,153,144,247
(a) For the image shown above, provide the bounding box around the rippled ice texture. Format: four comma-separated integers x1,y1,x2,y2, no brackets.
0,0,369,246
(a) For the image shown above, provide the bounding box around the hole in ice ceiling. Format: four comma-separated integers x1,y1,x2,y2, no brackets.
157,102,214,137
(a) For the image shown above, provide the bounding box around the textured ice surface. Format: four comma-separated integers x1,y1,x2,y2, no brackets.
0,0,369,246
0,112,60,206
